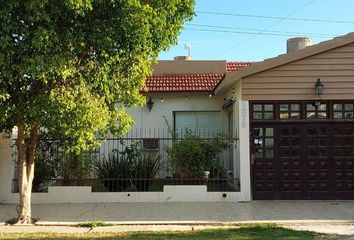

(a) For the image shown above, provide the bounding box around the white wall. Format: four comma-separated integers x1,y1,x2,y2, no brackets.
236,100,251,201
225,83,251,201
2,186,246,204
127,94,227,132
0,135,14,203
101,94,230,178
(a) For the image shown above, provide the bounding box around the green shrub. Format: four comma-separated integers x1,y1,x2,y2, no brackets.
33,135,97,190
58,151,96,186
167,133,229,178
33,138,62,192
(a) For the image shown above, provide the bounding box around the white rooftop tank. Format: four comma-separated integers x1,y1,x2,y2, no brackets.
287,37,312,53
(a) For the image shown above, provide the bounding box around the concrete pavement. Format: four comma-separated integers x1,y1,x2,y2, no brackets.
0,201,354,235
2,201,354,224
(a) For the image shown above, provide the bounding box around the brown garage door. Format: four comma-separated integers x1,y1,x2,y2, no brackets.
251,102,354,200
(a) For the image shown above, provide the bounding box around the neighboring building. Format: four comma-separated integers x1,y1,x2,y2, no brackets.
0,32,353,203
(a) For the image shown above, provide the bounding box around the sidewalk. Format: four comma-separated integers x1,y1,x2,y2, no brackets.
1,201,354,225
1,201,354,235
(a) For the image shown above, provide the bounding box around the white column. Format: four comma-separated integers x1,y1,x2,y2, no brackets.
238,100,251,201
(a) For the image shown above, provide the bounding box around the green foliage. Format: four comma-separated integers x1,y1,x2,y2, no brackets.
167,132,229,178
0,224,325,239
95,141,162,191
77,220,112,229
33,138,62,192
58,151,96,186
0,0,195,152
33,136,98,189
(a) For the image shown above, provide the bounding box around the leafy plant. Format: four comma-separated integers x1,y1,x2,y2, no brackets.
95,153,132,192
33,138,62,192
167,132,229,178
134,153,162,179
95,142,161,191
32,135,98,190
58,151,96,186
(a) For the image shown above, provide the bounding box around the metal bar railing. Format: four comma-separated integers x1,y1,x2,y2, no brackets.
11,128,240,193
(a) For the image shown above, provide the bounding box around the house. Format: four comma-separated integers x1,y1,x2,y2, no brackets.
0,58,253,203
216,33,354,200
1,32,353,203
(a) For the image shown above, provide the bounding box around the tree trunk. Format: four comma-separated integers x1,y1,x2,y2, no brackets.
16,122,38,224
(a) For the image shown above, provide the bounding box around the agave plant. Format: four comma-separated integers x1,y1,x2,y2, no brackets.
95,152,132,191
131,153,162,191
95,145,162,192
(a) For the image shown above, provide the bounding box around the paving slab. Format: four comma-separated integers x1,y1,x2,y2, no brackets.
0,225,89,233
0,225,238,234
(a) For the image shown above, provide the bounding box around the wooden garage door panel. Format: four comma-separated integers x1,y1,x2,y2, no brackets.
252,123,354,200
332,125,354,199
278,125,305,199
305,125,333,200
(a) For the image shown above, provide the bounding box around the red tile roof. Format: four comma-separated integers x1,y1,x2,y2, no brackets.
144,62,252,92
145,73,224,92
226,61,253,72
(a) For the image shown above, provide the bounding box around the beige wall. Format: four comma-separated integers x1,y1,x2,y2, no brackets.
152,60,227,75
242,42,354,100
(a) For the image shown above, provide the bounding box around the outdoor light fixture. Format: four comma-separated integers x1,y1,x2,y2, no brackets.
222,98,235,109
208,93,213,98
146,96,154,111
315,78,324,95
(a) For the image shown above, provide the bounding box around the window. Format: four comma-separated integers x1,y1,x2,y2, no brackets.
279,103,301,120
253,127,274,159
251,101,354,121
143,139,159,150
252,104,274,120
174,111,221,137
333,103,354,119
306,103,327,119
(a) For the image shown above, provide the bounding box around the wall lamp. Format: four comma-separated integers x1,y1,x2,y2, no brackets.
146,96,154,112
315,78,324,95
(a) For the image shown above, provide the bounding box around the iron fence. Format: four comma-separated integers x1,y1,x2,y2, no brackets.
12,128,240,193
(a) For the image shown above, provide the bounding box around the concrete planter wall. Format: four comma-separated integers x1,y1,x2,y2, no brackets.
2,185,249,204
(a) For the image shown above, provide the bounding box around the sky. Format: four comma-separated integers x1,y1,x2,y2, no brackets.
159,0,354,62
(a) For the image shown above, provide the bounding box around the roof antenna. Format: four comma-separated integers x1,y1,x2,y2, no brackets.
184,44,192,57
